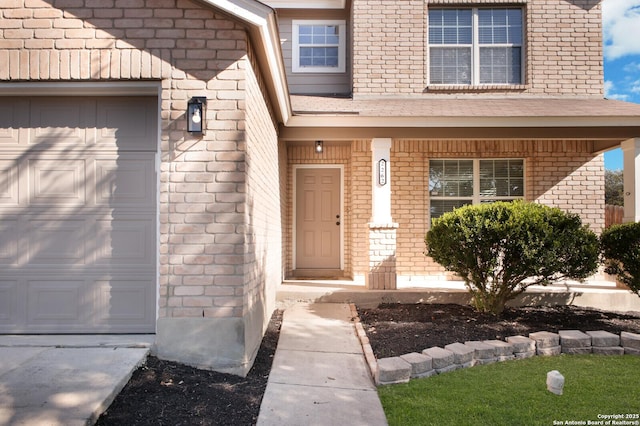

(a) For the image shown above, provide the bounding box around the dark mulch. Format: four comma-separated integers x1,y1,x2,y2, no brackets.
358,303,640,358
95,302,640,425
95,310,283,426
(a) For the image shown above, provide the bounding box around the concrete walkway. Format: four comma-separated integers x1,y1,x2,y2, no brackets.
0,335,153,426
257,303,387,426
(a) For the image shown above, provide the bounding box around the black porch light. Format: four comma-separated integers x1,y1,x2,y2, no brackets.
187,96,207,134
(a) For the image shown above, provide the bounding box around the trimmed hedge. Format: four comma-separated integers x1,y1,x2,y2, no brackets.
425,201,599,314
601,222,640,297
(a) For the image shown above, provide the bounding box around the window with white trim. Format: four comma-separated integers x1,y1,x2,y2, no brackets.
428,8,523,85
292,20,346,73
429,159,525,219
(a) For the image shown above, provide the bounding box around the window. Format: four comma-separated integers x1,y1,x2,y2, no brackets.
428,8,523,85
429,159,524,219
292,20,346,73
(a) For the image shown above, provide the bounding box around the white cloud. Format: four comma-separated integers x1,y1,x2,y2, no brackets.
605,80,630,100
604,80,615,93
623,62,640,73
602,0,640,60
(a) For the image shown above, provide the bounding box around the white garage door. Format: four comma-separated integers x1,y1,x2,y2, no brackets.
0,96,157,333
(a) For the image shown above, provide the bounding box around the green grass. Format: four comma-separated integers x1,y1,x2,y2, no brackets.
378,355,640,426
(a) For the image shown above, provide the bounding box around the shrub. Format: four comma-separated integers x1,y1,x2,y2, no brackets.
600,222,640,297
425,201,599,315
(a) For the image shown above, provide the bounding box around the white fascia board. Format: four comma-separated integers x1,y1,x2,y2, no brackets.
286,115,640,128
262,0,346,9
205,0,292,123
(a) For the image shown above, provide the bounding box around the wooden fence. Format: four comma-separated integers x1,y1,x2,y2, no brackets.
605,204,624,228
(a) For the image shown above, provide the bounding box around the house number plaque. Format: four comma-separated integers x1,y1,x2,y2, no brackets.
378,159,387,186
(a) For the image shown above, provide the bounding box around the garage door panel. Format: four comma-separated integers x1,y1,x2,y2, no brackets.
0,281,19,324
29,159,86,206
0,96,157,334
96,98,157,151
0,100,28,147
28,99,94,148
95,156,155,207
27,279,85,323
96,278,155,324
0,218,19,265
95,217,155,265
0,160,19,205
27,218,87,265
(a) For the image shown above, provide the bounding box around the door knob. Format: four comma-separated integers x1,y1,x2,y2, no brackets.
336,221,340,226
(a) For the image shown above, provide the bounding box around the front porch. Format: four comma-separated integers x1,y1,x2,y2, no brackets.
276,279,640,312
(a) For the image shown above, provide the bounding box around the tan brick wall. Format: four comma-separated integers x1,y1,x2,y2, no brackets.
243,41,281,354
381,139,604,279
351,0,425,96
351,0,603,97
366,225,398,289
350,141,372,279
0,0,279,321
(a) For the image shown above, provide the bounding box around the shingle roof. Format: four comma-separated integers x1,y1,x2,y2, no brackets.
290,95,640,119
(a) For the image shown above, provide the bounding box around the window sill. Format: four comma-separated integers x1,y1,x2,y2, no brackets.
425,84,527,93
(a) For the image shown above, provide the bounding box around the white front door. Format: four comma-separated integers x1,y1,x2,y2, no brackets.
295,167,342,270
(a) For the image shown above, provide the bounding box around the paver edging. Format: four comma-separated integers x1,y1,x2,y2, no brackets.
349,305,640,386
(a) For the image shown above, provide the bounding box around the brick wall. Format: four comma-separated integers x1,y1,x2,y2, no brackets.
362,139,604,280
0,0,257,320
351,0,603,97
1,0,282,374
243,41,281,357
351,0,425,96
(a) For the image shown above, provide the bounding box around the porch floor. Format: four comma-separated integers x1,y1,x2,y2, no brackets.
277,279,640,312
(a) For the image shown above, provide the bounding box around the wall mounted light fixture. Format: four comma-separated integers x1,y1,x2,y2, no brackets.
315,140,323,154
187,97,207,134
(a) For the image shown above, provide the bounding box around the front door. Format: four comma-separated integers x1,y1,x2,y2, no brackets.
295,167,341,270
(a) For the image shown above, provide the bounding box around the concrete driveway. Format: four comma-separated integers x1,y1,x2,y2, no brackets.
0,335,153,426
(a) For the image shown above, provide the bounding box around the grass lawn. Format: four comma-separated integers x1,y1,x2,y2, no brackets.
378,355,640,426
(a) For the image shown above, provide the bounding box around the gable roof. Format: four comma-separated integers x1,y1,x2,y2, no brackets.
204,0,292,124
205,0,640,152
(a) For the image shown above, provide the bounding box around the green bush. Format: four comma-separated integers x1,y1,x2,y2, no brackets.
425,201,599,314
600,222,640,297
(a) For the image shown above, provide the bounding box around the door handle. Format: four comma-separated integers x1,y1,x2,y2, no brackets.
336,221,340,226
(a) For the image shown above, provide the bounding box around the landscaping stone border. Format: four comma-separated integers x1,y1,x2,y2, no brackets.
349,304,640,386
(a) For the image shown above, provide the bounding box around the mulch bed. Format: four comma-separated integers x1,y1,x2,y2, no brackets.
95,310,283,426
95,302,640,424
358,303,640,358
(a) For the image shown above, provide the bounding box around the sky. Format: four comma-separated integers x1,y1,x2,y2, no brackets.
602,0,640,170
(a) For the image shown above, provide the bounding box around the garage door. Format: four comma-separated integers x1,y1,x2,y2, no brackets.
0,96,157,333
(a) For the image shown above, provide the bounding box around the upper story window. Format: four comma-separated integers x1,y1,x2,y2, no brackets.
428,8,523,85
292,20,346,73
429,159,525,219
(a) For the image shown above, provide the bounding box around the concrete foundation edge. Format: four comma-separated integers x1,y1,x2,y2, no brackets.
155,317,251,376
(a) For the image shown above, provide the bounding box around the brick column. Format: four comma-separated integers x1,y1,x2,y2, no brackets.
366,222,399,289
